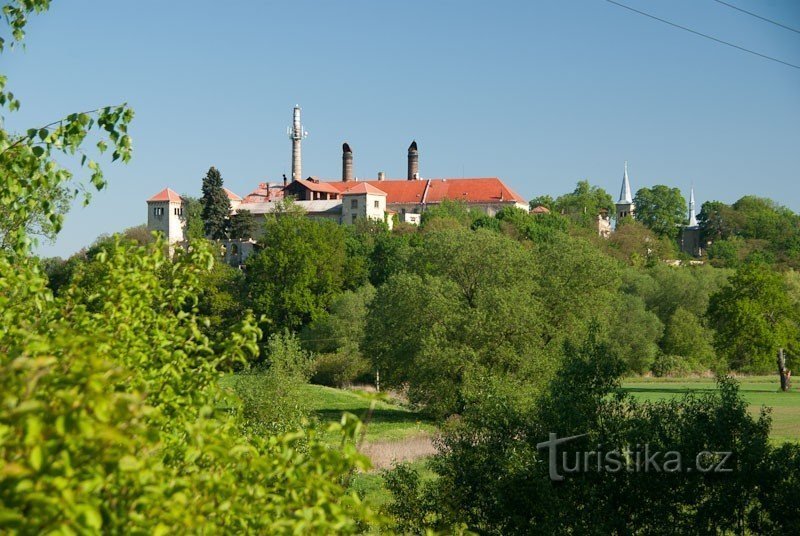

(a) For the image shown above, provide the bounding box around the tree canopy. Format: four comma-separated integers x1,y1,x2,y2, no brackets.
200,166,231,239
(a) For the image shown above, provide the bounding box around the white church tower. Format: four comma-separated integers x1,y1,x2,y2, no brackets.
146,188,185,245
615,161,635,222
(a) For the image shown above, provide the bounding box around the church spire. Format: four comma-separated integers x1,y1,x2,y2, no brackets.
688,185,698,227
619,161,633,203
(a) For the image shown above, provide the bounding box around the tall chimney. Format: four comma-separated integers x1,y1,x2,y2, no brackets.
407,140,419,180
377,171,385,181
288,105,307,182
342,143,354,182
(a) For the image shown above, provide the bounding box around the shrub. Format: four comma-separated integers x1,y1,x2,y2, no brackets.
312,347,372,388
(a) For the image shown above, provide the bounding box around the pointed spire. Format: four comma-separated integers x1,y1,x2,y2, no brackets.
618,161,632,203
688,185,698,227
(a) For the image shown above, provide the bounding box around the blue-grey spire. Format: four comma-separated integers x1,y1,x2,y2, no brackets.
688,186,698,227
619,161,633,203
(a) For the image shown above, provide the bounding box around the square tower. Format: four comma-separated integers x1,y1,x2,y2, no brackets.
147,188,185,244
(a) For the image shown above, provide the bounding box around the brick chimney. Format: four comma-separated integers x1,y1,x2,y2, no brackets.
342,143,353,182
407,140,418,180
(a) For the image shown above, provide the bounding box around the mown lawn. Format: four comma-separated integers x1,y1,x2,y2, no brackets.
621,375,800,443
298,383,435,443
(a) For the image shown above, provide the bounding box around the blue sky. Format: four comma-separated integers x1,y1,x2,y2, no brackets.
4,0,799,257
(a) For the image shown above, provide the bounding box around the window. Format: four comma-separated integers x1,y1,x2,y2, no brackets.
173,207,183,216
351,214,357,223
374,200,380,208
350,199,358,209
153,207,164,216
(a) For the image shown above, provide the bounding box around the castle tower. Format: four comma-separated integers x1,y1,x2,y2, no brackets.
146,188,185,245
615,161,635,222
688,185,698,227
342,143,354,182
680,185,702,257
407,140,419,180
288,105,308,182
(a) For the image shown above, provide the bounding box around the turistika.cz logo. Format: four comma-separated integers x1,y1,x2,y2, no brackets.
535,433,733,482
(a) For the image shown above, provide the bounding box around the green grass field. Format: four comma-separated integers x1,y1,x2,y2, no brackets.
298,384,435,443
621,376,800,443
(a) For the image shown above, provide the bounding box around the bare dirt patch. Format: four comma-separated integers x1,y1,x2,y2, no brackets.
360,432,436,470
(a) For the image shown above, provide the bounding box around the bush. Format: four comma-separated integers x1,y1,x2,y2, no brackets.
312,347,372,388
650,353,694,377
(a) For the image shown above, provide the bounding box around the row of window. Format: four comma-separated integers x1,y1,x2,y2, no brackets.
152,207,182,216
349,199,381,209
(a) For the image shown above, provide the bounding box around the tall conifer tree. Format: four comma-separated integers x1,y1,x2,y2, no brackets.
201,166,231,239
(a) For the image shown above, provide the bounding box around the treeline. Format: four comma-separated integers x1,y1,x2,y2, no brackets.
46,191,800,384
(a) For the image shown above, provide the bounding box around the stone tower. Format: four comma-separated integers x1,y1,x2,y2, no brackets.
680,186,702,257
146,188,185,245
615,161,635,222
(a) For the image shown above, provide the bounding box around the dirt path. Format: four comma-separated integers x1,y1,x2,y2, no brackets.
359,432,436,470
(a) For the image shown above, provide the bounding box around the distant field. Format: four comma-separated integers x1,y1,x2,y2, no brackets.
621,376,800,443
298,383,435,444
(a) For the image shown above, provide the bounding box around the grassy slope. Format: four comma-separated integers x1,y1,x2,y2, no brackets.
621,376,800,443
299,383,435,443
298,384,436,508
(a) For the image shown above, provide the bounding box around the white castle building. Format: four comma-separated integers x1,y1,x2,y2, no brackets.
147,106,529,250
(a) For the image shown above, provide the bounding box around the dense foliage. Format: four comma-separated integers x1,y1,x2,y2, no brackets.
200,166,231,239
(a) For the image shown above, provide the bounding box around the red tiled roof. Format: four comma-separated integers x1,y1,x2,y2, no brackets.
324,178,525,205
328,180,426,202
530,205,550,214
147,188,182,203
341,183,387,196
295,178,342,194
243,182,284,203
223,187,242,201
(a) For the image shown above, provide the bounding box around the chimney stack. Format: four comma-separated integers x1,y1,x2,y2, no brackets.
378,171,385,181
288,105,307,182
342,143,354,182
407,140,419,180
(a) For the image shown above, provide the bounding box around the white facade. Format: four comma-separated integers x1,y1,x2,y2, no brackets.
147,197,185,245
341,190,388,226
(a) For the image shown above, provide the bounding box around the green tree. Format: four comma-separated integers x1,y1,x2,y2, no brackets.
0,7,385,532
552,180,615,229
200,166,230,239
633,185,686,239
661,306,718,370
181,195,205,240
229,209,257,239
708,262,799,372
365,229,550,417
0,5,133,255
244,212,346,335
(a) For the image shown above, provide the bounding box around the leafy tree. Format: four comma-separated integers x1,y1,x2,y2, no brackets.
606,294,663,374
229,209,257,239
301,286,376,387
389,334,775,534
529,194,554,211
419,199,482,229
708,262,799,372
200,166,230,239
244,212,346,335
661,306,718,370
0,7,386,531
605,219,677,265
633,185,686,239
181,195,205,240
0,7,133,255
552,180,614,229
365,229,551,417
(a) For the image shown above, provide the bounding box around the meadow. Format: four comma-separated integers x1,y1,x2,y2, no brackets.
621,375,800,443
